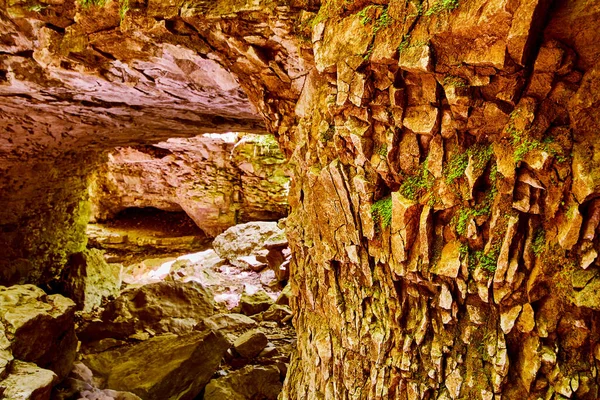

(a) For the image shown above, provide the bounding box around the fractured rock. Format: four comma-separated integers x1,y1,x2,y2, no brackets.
275,285,292,306
0,285,77,380
204,365,282,400
61,248,122,313
233,329,269,358
204,313,258,342
213,222,286,268
238,289,274,316
0,361,56,400
79,281,215,342
83,330,229,400
261,304,293,323
574,277,600,311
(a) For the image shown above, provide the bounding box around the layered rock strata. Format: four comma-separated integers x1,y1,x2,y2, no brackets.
90,133,290,237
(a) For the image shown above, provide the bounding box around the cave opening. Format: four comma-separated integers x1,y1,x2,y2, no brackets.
100,207,205,237
58,131,296,399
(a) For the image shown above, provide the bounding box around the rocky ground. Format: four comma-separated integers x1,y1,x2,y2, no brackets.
0,219,294,400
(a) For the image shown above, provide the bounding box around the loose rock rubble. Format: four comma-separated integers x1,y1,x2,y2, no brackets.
33,219,296,400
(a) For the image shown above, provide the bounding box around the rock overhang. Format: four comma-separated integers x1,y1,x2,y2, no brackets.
0,8,268,164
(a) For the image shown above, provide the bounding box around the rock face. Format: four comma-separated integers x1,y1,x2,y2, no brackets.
4,1,600,400
90,133,290,237
0,285,77,381
82,330,229,400
60,248,122,312
0,360,56,400
79,280,215,341
281,1,600,399
204,365,283,400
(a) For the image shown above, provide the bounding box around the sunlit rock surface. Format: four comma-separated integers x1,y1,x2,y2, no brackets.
0,285,77,381
3,0,600,399
89,133,290,237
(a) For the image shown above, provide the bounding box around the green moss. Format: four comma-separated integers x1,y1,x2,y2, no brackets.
452,162,498,237
79,0,107,7
468,242,501,272
425,0,459,16
459,242,469,257
469,144,493,171
509,127,568,164
444,144,492,185
309,0,344,28
532,228,546,255
398,35,411,54
321,126,335,142
399,159,434,201
358,5,376,25
371,195,393,229
445,153,469,184
119,0,129,20
398,34,428,54
455,208,471,236
26,3,47,12
376,143,388,158
254,134,279,147
373,7,391,33
443,75,468,88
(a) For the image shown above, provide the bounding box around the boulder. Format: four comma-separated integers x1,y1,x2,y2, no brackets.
237,255,267,272
233,329,268,358
0,360,56,400
61,249,122,313
238,289,274,316
203,365,282,400
0,328,13,380
262,304,293,323
0,285,77,380
260,269,278,287
275,285,292,306
53,362,142,400
79,281,215,342
213,222,286,268
83,330,229,400
204,313,257,333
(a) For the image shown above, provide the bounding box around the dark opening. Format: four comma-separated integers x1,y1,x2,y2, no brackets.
106,207,205,238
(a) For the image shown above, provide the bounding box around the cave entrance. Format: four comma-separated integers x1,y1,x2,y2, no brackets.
102,206,205,237
62,132,296,399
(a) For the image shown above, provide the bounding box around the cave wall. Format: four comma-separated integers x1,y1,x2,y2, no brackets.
89,133,290,237
282,0,600,399
0,157,96,285
0,0,310,285
3,0,600,398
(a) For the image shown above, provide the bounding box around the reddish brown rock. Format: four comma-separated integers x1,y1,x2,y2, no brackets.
90,134,290,237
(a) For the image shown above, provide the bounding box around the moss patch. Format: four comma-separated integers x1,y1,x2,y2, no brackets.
400,159,434,201
425,0,459,16
371,195,392,229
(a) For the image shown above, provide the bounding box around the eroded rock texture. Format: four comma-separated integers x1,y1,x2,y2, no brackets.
282,0,600,399
90,133,290,237
0,0,309,285
3,0,600,399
